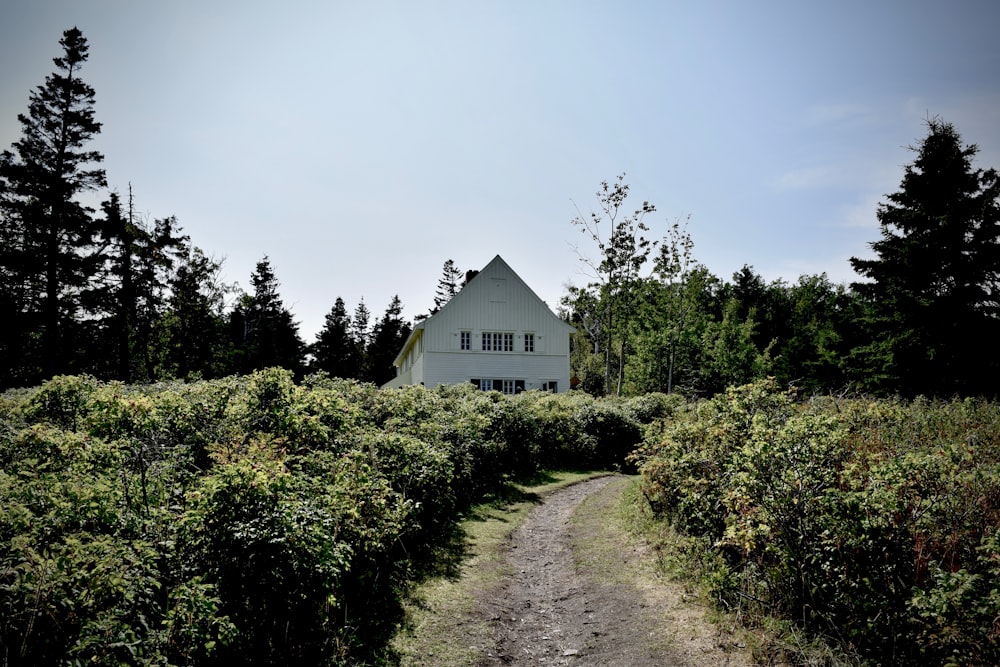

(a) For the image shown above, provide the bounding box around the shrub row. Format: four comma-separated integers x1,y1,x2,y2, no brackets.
0,371,664,666
634,379,1000,666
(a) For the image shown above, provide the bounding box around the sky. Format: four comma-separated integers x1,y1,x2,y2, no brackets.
2,1,999,343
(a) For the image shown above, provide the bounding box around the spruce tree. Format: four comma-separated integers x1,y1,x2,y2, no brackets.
230,257,306,375
310,297,362,379
364,295,411,385
154,246,232,379
92,188,187,381
432,259,463,312
850,118,1000,396
0,27,106,381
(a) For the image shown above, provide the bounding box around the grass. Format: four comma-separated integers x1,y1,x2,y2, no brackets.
391,470,606,667
618,481,861,667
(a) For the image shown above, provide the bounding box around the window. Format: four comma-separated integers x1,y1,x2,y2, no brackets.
460,331,470,350
524,333,535,352
482,331,513,352
472,378,525,394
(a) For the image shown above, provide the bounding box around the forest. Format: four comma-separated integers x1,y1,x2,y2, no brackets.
3,29,1000,398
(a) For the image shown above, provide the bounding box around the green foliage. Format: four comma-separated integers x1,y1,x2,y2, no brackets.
21,374,98,431
0,373,642,665
637,379,1000,665
850,117,1000,397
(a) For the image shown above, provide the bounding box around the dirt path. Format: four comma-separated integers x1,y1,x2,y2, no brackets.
475,476,751,666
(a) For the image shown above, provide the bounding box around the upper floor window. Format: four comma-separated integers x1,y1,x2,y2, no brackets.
460,331,471,350
482,331,513,352
524,333,535,352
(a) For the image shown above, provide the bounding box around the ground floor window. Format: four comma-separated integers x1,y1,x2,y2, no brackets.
470,378,525,394
541,381,558,392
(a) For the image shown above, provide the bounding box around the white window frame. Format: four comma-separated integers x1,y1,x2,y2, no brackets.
524,333,535,353
482,331,513,352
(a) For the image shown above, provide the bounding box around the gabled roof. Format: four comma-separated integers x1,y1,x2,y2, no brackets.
391,255,572,367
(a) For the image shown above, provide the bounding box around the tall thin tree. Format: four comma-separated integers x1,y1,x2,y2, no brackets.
570,174,657,395
0,27,106,380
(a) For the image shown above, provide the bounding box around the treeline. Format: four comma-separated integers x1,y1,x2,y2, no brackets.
564,118,1000,399
0,370,661,666
4,29,999,399
0,28,411,391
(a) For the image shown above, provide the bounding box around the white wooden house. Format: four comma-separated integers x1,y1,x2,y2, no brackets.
382,255,576,393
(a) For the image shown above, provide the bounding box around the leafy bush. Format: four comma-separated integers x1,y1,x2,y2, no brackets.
636,379,1000,665
1,372,647,665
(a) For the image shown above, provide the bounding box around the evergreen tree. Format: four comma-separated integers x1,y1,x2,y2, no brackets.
432,259,463,312
309,297,362,379
230,257,306,375
0,27,106,381
92,187,187,381
153,245,232,379
351,298,371,363
850,118,1000,396
364,295,411,386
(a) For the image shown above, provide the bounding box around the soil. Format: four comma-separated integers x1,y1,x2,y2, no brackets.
474,475,752,666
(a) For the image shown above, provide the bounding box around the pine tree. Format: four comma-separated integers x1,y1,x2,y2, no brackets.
153,246,232,380
432,259,463,312
850,118,1000,396
92,187,187,381
351,297,371,368
364,295,411,385
310,297,362,379
230,257,306,374
0,27,106,381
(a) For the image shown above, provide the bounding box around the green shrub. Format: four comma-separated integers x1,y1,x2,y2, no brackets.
636,380,1000,665
2,373,645,665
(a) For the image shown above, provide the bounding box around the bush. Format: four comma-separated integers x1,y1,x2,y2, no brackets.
636,379,1000,665
1,373,653,665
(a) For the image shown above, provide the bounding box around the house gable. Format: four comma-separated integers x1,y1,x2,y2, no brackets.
384,255,574,392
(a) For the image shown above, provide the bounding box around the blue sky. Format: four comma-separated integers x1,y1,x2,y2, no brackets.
2,1,999,342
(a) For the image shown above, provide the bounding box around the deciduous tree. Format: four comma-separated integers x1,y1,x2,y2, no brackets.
569,174,657,395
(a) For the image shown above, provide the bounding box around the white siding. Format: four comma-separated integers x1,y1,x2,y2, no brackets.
421,351,568,391
384,256,575,392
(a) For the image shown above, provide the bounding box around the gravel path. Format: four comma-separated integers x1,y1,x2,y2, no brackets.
476,476,750,666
